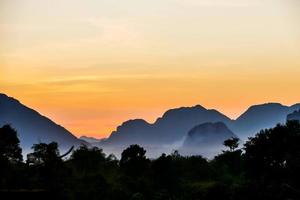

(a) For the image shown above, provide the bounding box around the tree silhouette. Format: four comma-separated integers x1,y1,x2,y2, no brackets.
0,124,22,163
223,137,239,152
70,145,106,175
2,121,300,199
120,144,149,176
244,120,300,199
245,121,300,178
0,125,23,191
26,142,61,165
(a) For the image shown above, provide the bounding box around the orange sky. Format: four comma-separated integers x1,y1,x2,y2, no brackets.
1,0,300,138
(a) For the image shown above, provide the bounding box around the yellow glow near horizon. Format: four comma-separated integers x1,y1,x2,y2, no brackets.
1,0,300,138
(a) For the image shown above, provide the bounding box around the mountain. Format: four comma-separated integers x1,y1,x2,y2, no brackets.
102,105,232,147
103,119,152,146
152,105,232,143
0,93,85,154
99,105,233,158
99,102,300,157
80,136,104,144
180,122,236,157
2,92,300,158
287,110,300,121
103,103,300,147
233,103,300,139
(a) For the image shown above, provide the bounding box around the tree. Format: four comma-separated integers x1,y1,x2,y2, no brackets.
26,142,61,165
211,137,243,179
223,137,239,152
244,121,300,199
70,145,106,174
26,142,71,195
120,144,149,176
244,121,300,178
0,124,23,163
151,153,178,193
0,125,23,190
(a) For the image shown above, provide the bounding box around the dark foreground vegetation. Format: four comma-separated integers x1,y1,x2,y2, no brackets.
1,121,300,200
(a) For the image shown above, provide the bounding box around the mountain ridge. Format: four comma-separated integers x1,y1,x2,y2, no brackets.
103,102,300,145
2,92,300,157
0,93,85,153
102,104,233,147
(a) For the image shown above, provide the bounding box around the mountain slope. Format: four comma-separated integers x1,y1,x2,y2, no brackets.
180,122,236,157
2,92,299,158
152,105,232,142
287,110,300,121
103,119,153,146
80,136,104,144
102,105,233,146
233,103,300,139
100,102,300,157
0,93,84,153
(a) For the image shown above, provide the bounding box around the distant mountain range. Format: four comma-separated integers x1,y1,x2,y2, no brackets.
101,103,300,145
99,102,300,157
1,92,299,157
0,93,85,154
102,105,231,146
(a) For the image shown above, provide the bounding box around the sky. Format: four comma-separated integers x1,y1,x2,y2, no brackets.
1,0,300,138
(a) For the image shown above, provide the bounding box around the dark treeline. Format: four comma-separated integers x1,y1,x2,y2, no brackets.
1,121,300,200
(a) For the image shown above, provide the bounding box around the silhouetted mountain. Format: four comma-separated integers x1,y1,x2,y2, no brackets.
181,122,236,156
0,93,85,153
153,105,233,142
233,103,300,139
80,136,105,144
102,105,232,147
103,119,152,146
287,109,300,121
99,102,300,157
99,105,233,157
3,92,300,158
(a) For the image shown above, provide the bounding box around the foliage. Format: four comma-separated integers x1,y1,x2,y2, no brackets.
223,137,239,152
0,124,23,163
1,121,300,200
26,142,61,165
243,120,300,200
120,144,150,177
